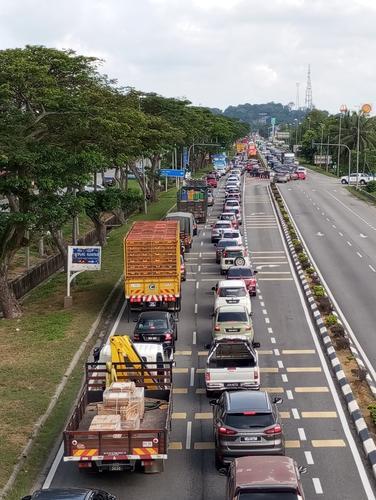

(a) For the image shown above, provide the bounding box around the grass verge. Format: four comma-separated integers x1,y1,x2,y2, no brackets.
1,188,177,499
347,186,376,206
302,161,338,178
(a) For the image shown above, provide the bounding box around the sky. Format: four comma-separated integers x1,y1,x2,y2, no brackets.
0,0,375,114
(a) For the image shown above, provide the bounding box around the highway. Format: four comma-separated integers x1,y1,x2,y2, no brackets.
279,170,376,384
43,173,375,499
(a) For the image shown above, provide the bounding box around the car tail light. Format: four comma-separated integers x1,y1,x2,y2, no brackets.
165,333,173,340
264,424,282,435
245,326,252,331
218,426,237,436
223,251,227,258
243,411,256,415
214,325,221,331
254,369,259,381
205,372,210,381
133,334,140,340
227,367,236,371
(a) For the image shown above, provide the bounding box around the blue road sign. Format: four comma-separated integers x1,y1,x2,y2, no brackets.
160,169,185,178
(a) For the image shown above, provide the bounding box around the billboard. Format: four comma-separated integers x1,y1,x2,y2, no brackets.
314,155,332,165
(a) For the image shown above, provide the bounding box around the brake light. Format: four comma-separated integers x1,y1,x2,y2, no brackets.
254,369,259,380
223,251,227,257
264,424,282,435
133,334,140,340
243,411,256,415
218,426,237,436
165,333,173,340
227,367,236,371
205,372,210,381
214,325,221,331
245,326,252,331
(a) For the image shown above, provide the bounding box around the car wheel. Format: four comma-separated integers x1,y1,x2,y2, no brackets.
215,450,224,469
341,179,348,184
360,180,366,186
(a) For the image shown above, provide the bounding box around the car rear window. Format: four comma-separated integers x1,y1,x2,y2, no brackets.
138,319,168,330
218,287,246,297
224,413,274,428
223,232,239,239
224,250,243,258
215,222,231,228
238,492,299,500
218,240,237,248
228,268,253,278
217,311,248,322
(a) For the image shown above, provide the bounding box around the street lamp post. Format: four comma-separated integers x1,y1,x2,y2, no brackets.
337,105,348,176
320,124,325,166
355,103,372,188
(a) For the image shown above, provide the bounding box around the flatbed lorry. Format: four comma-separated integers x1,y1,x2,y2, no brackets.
177,181,208,223
63,359,172,473
124,221,181,311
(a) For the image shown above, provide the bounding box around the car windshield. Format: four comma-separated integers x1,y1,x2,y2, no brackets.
137,318,168,330
217,311,248,322
218,287,246,297
238,492,299,500
226,201,239,206
224,413,274,428
228,268,253,278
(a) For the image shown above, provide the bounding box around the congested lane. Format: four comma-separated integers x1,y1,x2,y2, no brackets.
46,171,375,499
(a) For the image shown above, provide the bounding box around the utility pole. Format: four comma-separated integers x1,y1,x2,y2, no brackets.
326,135,330,172
337,105,348,177
320,124,324,166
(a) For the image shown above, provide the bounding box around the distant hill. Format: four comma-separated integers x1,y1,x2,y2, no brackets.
209,102,308,133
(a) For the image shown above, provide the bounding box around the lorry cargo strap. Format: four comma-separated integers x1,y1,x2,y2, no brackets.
130,294,178,303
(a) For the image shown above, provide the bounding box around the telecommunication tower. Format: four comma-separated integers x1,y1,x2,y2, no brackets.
304,65,313,110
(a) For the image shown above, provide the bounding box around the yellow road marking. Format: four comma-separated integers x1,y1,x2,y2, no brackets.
282,349,316,355
194,442,215,450
264,387,284,393
175,351,192,356
285,440,301,448
195,388,206,394
280,411,291,419
169,442,183,450
294,387,329,393
195,412,212,419
258,350,273,355
287,367,322,373
312,439,346,448
198,351,209,356
196,368,205,374
302,411,337,418
173,368,189,374
173,388,188,394
260,367,279,373
172,412,187,419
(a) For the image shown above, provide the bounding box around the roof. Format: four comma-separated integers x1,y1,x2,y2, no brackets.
138,311,170,319
218,280,247,288
31,489,91,500
234,456,299,489
126,220,178,242
165,212,194,220
226,390,270,412
217,304,247,312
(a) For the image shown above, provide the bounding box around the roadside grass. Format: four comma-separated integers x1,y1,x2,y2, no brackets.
347,186,376,206
1,188,177,499
302,163,338,178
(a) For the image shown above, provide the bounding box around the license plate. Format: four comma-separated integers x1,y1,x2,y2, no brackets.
110,464,122,471
226,328,240,332
241,436,259,442
226,383,239,388
226,300,239,304
147,336,159,341
149,302,156,307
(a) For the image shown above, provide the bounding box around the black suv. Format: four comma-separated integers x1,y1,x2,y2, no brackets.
22,489,116,500
133,311,177,355
211,390,284,467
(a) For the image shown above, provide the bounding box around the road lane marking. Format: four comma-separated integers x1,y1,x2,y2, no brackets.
273,349,280,356
190,367,195,386
339,231,343,236
271,337,276,343
195,413,212,419
285,440,301,448
169,442,183,450
173,388,188,394
265,317,270,323
295,387,329,393
311,439,346,447
262,309,268,315
292,408,300,419
281,374,288,382
286,367,322,372
282,349,316,354
194,442,215,449
173,368,189,374
369,265,376,273
260,301,265,307
186,422,192,449
192,331,197,345
259,278,293,281
313,478,323,494
280,411,291,419
194,303,198,314
268,327,273,334
195,388,206,394
42,442,63,489
277,360,284,369
347,241,352,246
198,351,208,356
260,367,279,373
176,351,192,356
172,413,187,419
298,428,307,441
264,387,284,393
305,451,314,464
286,390,293,400
251,251,285,253
196,281,199,289
196,368,205,374
258,350,273,354
302,411,337,418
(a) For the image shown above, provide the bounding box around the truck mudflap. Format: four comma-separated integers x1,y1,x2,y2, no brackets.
64,450,168,462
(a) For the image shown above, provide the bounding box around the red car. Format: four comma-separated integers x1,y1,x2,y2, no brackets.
297,171,306,180
206,174,218,188
227,265,258,296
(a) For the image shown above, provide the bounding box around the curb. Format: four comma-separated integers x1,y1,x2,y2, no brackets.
269,184,376,480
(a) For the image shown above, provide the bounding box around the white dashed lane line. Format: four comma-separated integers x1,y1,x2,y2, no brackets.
313,477,324,495
369,265,376,273
292,408,300,420
305,451,314,465
339,232,343,236
347,241,352,246
356,252,362,258
298,428,307,441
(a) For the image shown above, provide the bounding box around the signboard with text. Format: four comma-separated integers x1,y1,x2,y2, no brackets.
314,155,332,165
68,246,102,271
159,169,185,178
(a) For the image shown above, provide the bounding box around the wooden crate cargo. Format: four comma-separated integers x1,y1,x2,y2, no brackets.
89,414,121,432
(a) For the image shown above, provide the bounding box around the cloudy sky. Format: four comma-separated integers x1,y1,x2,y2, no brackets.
0,0,375,113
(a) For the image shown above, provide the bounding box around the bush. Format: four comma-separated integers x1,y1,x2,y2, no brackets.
306,267,315,275
325,314,338,327
313,285,325,298
292,239,303,252
365,180,376,193
298,252,308,264
317,296,332,314
289,230,297,240
331,323,345,337
368,404,376,425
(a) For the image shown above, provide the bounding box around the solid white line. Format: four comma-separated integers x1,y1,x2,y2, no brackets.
328,191,376,231
281,374,288,382
292,408,300,419
42,442,64,489
305,451,314,465
277,360,284,369
109,299,128,337
186,421,192,449
272,189,376,499
271,337,276,344
286,389,294,400
298,428,306,441
356,252,362,258
194,304,198,314
369,265,376,273
192,331,197,345
313,478,323,494
190,367,195,386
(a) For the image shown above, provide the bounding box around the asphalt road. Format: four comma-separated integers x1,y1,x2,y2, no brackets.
44,172,375,499
278,170,376,383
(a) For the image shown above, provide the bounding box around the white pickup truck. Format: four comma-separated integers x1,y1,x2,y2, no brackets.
205,339,260,396
340,172,375,185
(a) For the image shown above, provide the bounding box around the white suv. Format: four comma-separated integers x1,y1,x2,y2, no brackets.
220,246,250,274
340,172,374,185
213,280,252,315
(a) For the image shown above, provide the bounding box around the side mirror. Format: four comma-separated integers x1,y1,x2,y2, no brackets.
298,465,308,474
209,399,218,406
253,341,261,348
218,467,228,476
211,286,216,291
174,317,179,322
253,270,258,274
133,318,138,322
273,396,283,404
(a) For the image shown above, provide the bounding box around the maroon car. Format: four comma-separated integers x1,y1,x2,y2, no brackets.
227,266,258,296
206,174,218,188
